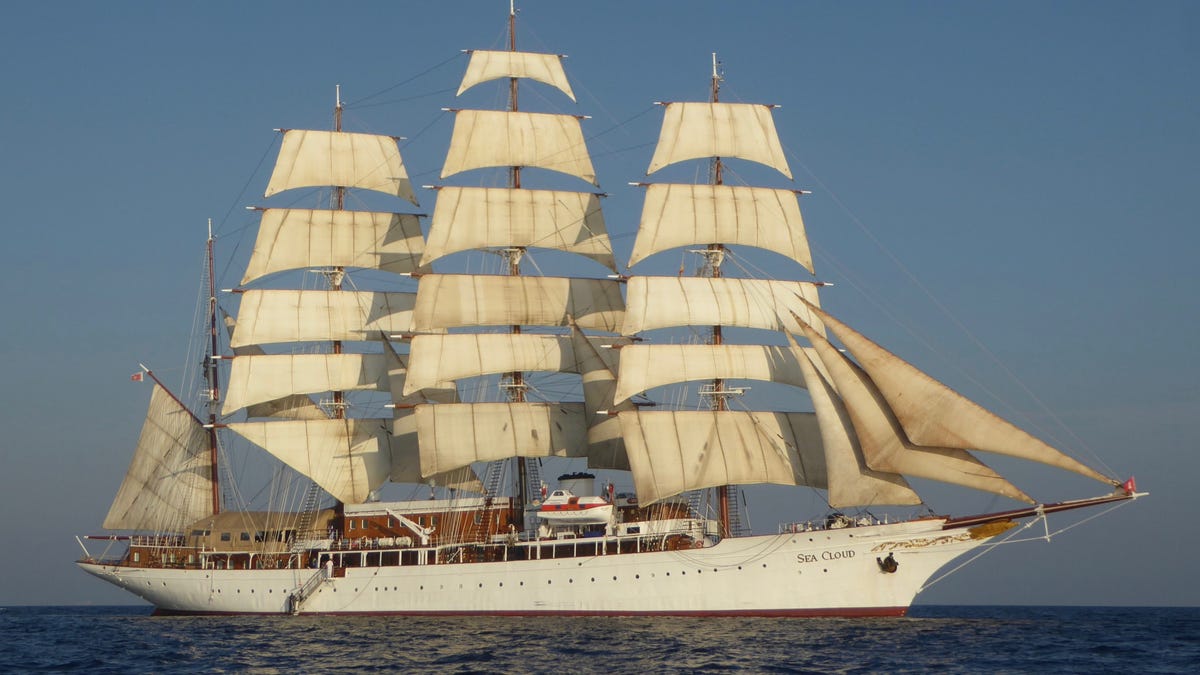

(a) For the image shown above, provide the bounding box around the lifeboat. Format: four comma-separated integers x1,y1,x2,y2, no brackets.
536,489,613,525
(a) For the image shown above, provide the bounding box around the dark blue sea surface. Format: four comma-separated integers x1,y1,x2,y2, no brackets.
1,605,1196,673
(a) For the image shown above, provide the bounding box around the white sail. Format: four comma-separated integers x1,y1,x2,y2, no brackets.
230,290,418,347
221,354,388,415
381,336,458,405
223,313,327,420
619,410,826,505
622,277,823,336
441,110,597,185
799,322,1032,503
811,306,1114,486
265,129,417,203
569,324,631,470
402,334,610,396
241,209,425,284
422,187,615,271
228,419,392,505
613,343,813,404
787,333,922,507
414,403,588,476
647,102,792,178
629,184,812,272
412,274,624,333
104,384,214,531
389,411,483,492
457,50,576,101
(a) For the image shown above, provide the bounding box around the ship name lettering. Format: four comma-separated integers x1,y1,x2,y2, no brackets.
822,549,855,561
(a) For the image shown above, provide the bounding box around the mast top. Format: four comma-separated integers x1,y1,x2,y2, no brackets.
334,84,343,132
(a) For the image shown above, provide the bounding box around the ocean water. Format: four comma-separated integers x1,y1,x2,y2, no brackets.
1,605,1196,673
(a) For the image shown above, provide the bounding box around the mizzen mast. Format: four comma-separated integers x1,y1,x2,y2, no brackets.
205,218,222,516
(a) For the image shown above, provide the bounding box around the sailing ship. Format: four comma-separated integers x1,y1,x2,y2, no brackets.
77,6,1141,616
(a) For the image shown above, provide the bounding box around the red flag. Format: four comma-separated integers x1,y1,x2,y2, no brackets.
1122,477,1136,494
131,372,144,382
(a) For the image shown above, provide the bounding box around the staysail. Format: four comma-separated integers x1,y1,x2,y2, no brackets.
104,384,214,531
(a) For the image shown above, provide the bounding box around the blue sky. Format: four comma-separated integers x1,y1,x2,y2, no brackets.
0,1,1196,606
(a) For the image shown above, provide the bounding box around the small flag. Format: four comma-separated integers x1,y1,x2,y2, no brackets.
131,372,144,382
1122,477,1136,494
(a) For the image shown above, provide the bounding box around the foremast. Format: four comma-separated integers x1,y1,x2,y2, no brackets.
618,56,831,525
618,54,1124,518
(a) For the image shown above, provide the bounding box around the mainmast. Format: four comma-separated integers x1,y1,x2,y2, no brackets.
331,85,346,423
205,218,222,515
410,1,621,533
504,0,530,521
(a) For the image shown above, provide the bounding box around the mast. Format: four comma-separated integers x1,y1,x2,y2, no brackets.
413,3,621,526
206,218,222,515
505,0,530,521
331,85,346,422
707,53,732,536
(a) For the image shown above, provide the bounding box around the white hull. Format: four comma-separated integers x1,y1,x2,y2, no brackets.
79,519,991,616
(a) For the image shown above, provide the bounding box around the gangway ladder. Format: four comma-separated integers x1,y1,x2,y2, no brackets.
288,565,329,615
472,461,507,543
725,485,748,537
291,480,324,551
524,458,544,533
